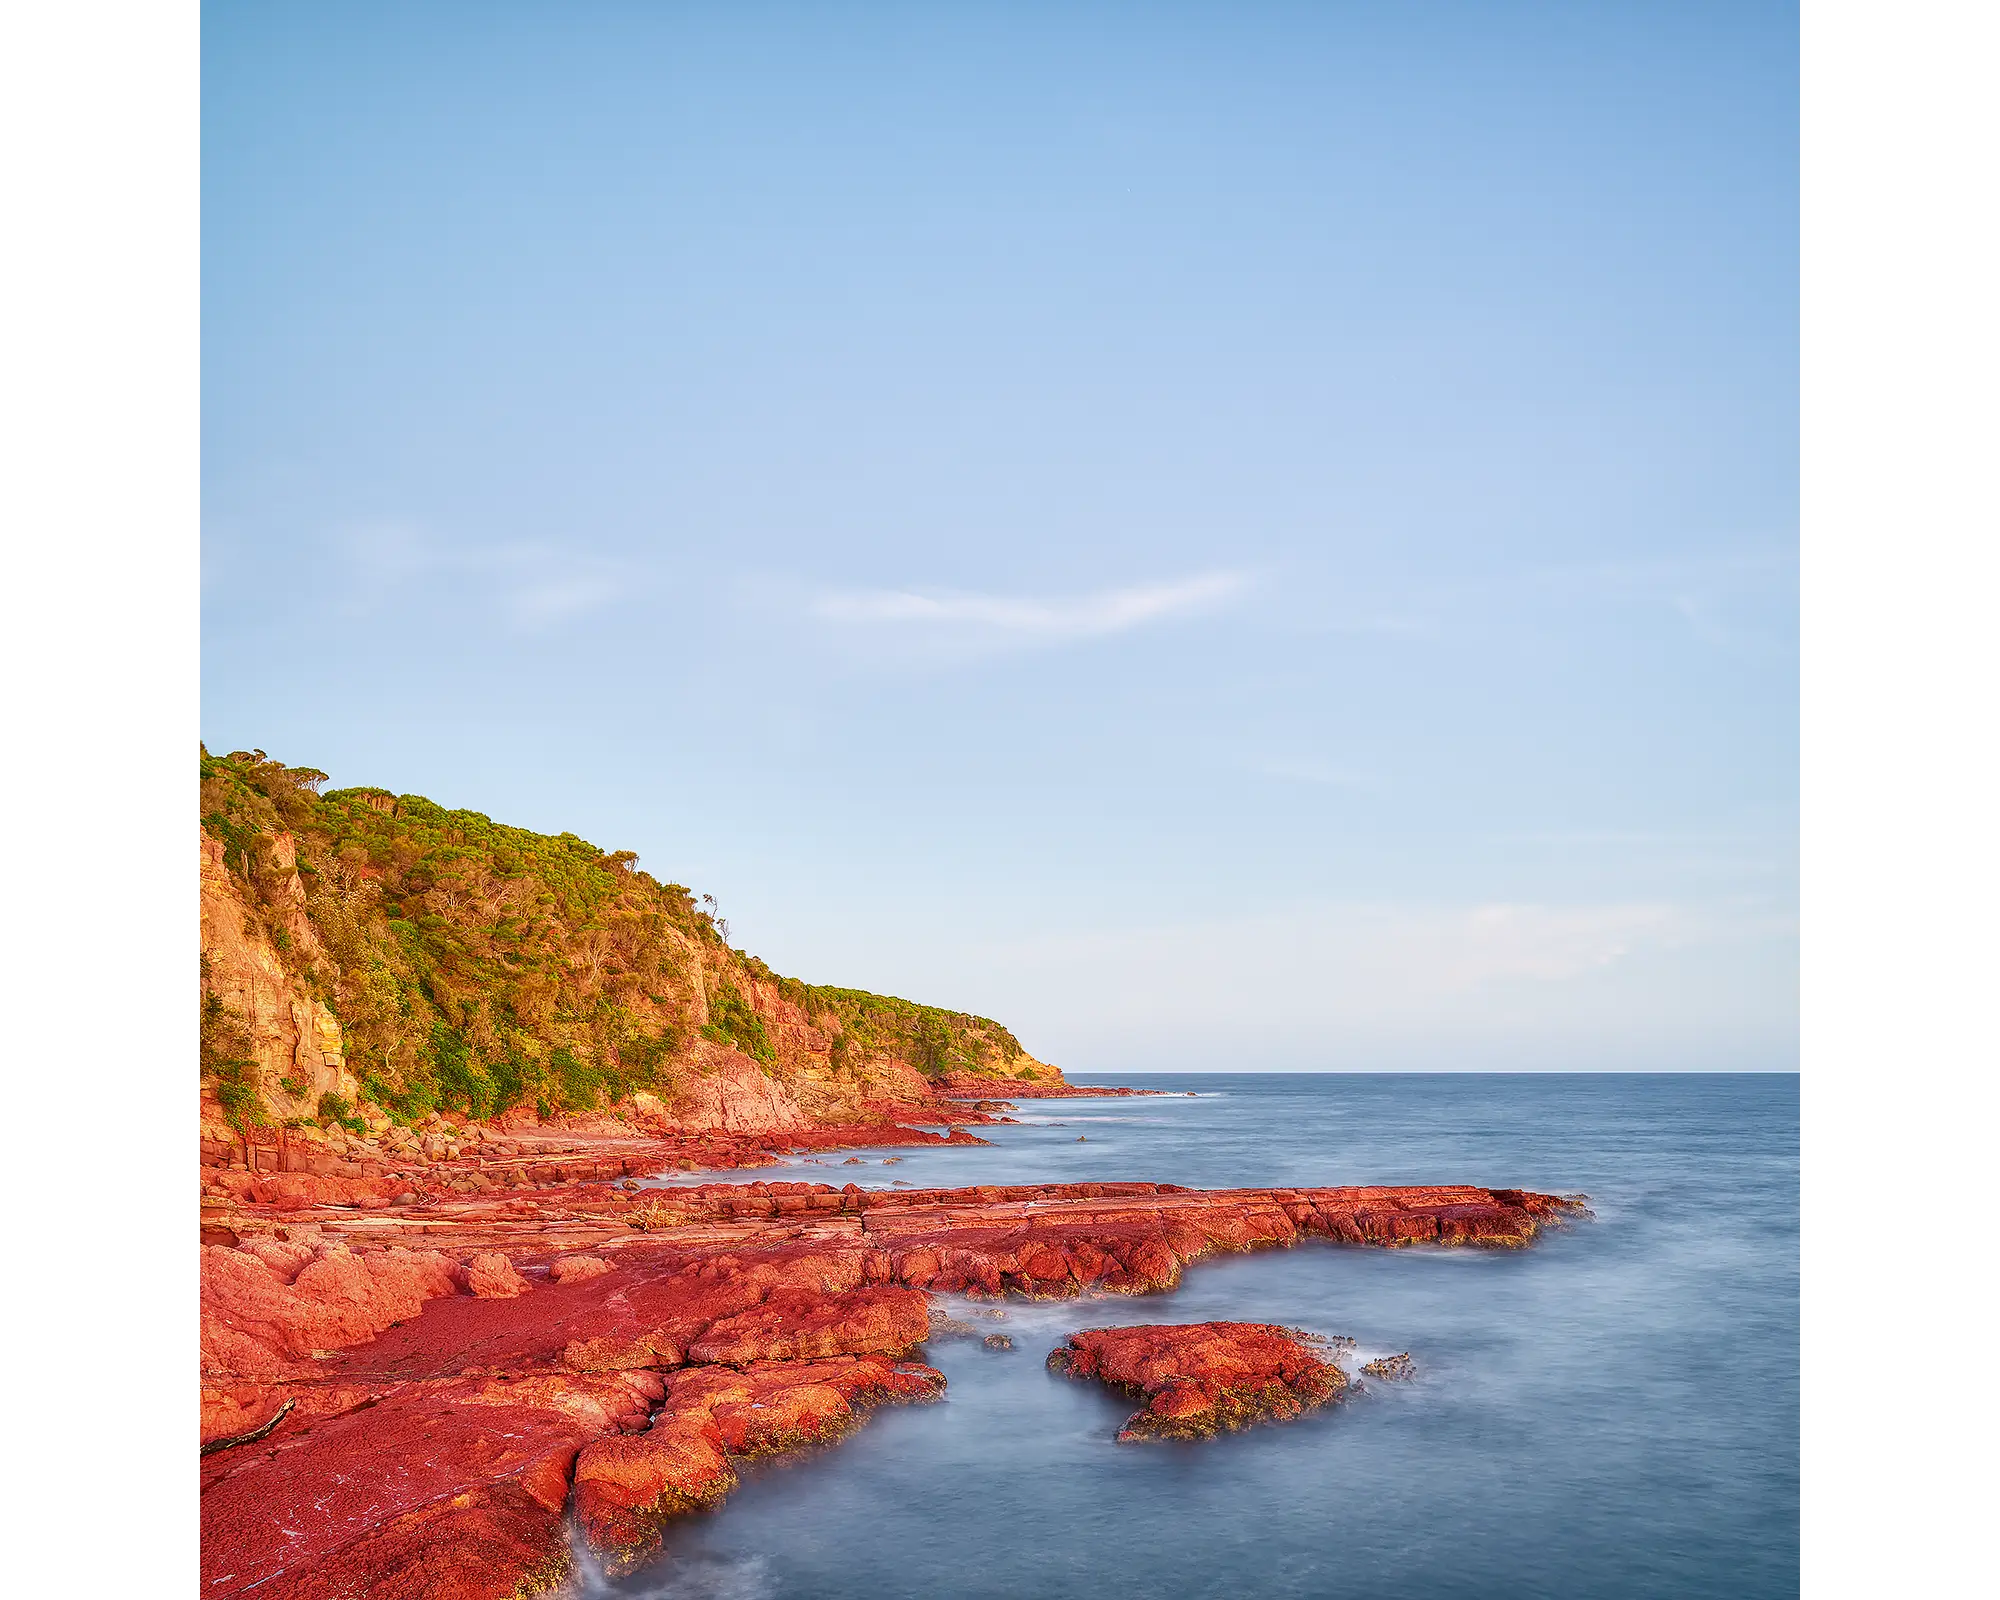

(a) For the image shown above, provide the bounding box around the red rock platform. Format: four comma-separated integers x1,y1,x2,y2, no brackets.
200,1178,1586,1598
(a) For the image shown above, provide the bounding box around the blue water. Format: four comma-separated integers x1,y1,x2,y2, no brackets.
603,1074,1798,1600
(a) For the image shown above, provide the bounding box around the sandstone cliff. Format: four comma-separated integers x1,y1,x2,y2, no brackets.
201,831,360,1121
198,746,1060,1138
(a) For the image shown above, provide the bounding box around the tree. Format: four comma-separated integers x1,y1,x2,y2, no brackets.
700,893,730,945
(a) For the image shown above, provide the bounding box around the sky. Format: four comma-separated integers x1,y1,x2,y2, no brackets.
201,1,1798,1074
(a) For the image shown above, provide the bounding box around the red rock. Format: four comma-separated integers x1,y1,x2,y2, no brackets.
685,1283,929,1364
780,1121,994,1149
200,1242,463,1380
235,1232,316,1281
573,1412,737,1572
210,1170,411,1210
1048,1322,1347,1441
571,1354,945,1571
550,1253,614,1284
938,1073,1162,1099
670,1355,945,1455
466,1251,531,1298
201,1375,641,1597
198,1178,1584,1594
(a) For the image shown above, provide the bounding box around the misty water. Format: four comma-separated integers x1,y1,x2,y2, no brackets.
600,1073,1798,1599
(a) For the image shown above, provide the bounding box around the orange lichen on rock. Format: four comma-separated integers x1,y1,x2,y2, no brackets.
1048,1322,1347,1441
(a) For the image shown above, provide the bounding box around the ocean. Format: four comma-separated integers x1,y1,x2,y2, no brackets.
601,1073,1799,1599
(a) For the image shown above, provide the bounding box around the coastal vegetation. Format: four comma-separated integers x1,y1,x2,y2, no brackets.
198,745,1045,1125
199,954,263,1130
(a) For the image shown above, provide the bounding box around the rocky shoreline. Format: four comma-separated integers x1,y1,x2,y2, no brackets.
194,755,1596,1596
938,1072,1176,1100
201,1114,1586,1599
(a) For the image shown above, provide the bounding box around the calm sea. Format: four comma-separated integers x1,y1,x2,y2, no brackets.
601,1073,1799,1599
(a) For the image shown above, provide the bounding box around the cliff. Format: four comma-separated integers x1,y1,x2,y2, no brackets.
198,746,1060,1140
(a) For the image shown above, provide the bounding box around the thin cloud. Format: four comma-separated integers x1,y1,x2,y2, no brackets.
340,524,631,633
1254,756,1378,790
988,900,1687,994
812,570,1251,639
948,897,1796,1069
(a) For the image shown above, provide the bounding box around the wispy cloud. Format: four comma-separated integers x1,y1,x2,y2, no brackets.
341,524,630,632
929,897,1795,1070
1266,543,1795,654
991,900,1688,995
812,570,1251,640
1524,545,1799,655
1253,756,1378,790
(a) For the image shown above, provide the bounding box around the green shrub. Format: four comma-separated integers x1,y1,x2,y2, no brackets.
703,982,775,1064
200,985,266,1130
428,1022,499,1118
618,1026,684,1083
549,1045,629,1113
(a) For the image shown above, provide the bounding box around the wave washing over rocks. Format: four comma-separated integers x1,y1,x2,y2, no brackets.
200,1138,1586,1598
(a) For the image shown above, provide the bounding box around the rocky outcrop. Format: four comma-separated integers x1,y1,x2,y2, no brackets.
685,1283,929,1365
203,1372,630,1600
200,1232,955,1592
1048,1322,1347,1440
197,1170,1585,1597
200,830,359,1122
666,1045,810,1132
575,1356,945,1573
200,1239,464,1381
939,1073,1157,1099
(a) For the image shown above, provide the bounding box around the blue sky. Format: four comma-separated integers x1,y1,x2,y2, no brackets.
202,1,1798,1072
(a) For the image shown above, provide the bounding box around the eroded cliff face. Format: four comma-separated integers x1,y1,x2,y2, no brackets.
199,810,1064,1144
201,831,359,1123
711,974,990,1121
197,746,1064,1137
201,833,817,1137
661,1046,810,1133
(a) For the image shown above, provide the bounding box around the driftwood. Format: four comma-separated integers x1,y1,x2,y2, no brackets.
201,1397,295,1457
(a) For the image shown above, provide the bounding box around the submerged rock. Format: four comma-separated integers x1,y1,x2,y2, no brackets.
927,1309,983,1341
